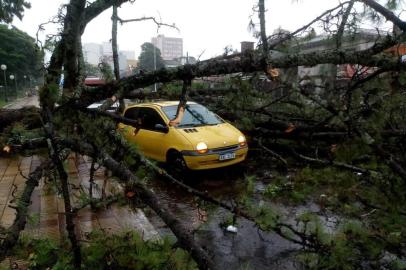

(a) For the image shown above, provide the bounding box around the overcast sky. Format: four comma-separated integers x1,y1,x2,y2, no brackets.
12,0,403,60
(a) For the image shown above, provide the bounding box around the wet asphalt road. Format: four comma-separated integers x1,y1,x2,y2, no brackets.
145,162,304,270
3,95,39,109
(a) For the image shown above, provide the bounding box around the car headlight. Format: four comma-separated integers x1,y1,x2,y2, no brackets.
196,142,208,154
238,135,246,146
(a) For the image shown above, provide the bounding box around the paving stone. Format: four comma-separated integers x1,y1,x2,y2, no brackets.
19,156,32,169
112,206,161,241
0,188,12,200
78,219,101,239
27,189,41,214
21,228,40,238
0,204,5,220
3,166,19,177
39,225,60,240
97,217,122,233
55,196,65,214
76,207,98,222
0,175,15,185
40,195,58,214
0,206,16,228
57,213,66,236
40,217,59,227
39,212,58,223
0,196,9,205
0,154,160,251
14,174,27,185
0,257,29,269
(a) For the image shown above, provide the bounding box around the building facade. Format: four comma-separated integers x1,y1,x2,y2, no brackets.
151,35,183,61
83,43,103,66
240,41,255,52
83,42,137,77
293,30,384,95
121,50,135,60
101,41,113,56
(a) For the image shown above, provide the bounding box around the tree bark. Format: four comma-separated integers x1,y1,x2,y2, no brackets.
61,139,215,269
258,0,269,73
0,107,40,131
111,3,126,112
336,0,355,49
112,4,120,81
75,35,400,108
84,0,129,27
360,0,406,32
42,109,81,268
63,0,87,96
0,161,49,261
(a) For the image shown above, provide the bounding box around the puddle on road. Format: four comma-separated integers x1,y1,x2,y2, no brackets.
144,163,303,270
197,209,301,270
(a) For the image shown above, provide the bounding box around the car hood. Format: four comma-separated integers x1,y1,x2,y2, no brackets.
178,123,242,149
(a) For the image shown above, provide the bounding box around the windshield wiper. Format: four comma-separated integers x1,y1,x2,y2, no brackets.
178,123,207,128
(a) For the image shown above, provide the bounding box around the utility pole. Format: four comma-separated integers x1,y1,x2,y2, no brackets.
9,75,16,99
153,43,157,92
1,64,7,102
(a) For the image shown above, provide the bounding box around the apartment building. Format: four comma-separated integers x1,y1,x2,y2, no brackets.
151,35,183,61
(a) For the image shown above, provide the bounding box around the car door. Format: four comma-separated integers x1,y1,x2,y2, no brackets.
118,106,141,146
137,107,170,160
119,106,169,161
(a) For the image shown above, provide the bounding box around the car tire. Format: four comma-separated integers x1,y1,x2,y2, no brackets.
167,150,188,174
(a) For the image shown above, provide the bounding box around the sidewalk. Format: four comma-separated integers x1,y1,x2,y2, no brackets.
0,154,159,265
1,96,159,240
2,95,39,109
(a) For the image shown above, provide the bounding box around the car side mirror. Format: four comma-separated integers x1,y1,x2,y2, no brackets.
154,123,169,133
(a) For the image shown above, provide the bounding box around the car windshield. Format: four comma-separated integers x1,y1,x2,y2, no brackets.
162,104,223,127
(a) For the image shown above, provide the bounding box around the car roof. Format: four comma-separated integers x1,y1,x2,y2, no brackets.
126,100,197,109
87,101,119,109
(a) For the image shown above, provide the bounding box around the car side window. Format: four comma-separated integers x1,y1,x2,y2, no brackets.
138,107,166,131
124,107,140,120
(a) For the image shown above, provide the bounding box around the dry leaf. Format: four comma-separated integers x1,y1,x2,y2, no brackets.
126,191,135,198
3,145,11,153
284,123,296,133
267,67,279,77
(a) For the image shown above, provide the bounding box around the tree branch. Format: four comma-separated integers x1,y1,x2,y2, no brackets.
84,0,129,26
116,15,179,31
60,138,215,270
0,107,41,132
336,0,355,48
360,0,406,32
41,108,81,268
0,161,50,261
75,35,401,108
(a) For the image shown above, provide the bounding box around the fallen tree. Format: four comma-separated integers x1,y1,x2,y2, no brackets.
1,0,406,269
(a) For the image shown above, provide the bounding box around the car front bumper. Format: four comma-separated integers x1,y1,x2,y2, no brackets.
181,145,248,170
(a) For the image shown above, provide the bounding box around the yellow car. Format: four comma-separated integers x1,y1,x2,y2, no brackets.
118,101,248,170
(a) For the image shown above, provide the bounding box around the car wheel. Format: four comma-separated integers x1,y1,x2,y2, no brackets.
167,150,188,174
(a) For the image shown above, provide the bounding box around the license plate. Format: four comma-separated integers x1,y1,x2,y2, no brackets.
219,152,235,161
